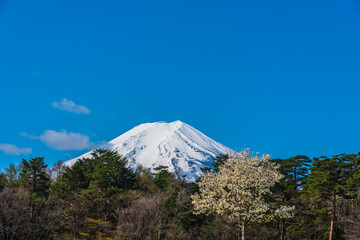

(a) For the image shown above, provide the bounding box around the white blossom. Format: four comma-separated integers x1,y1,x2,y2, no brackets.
274,205,295,219
191,149,283,239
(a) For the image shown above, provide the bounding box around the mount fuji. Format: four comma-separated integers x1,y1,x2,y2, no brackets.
65,121,231,182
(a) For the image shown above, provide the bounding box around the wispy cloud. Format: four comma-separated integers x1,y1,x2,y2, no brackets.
39,130,90,150
52,98,90,114
0,144,32,155
19,132,39,140
20,130,105,151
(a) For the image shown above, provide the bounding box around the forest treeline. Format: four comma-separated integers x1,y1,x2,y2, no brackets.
0,149,360,239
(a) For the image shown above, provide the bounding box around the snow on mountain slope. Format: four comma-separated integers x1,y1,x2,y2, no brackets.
65,120,231,182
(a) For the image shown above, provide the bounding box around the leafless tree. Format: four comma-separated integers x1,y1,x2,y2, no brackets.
116,194,163,239
0,186,64,240
0,187,30,240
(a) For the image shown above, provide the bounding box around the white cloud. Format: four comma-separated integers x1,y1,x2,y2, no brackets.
20,130,102,151
0,144,32,155
39,130,90,150
52,98,90,114
19,132,39,140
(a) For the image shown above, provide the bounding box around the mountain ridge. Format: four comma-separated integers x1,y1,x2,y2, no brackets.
65,120,231,181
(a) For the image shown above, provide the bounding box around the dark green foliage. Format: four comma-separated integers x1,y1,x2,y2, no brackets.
20,156,50,197
343,153,360,198
153,165,174,190
305,155,347,200
201,153,229,174
0,172,6,191
304,154,354,240
87,149,135,192
286,155,311,191
272,155,311,201
57,159,89,194
52,149,136,237
2,150,360,239
269,156,311,239
212,153,229,173
58,149,135,195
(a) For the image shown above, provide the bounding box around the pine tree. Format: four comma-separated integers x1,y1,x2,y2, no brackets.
19,157,51,237
343,153,360,199
20,157,50,197
305,155,349,240
89,149,135,192
270,155,311,239
0,172,6,191
201,153,229,174
55,149,136,235
153,165,173,190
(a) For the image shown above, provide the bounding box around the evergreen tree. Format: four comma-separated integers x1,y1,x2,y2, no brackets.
305,155,349,240
20,156,50,197
0,172,6,191
18,157,51,238
89,149,135,192
58,149,135,194
153,165,173,190
288,155,312,191
55,149,136,236
272,155,311,201
271,155,311,239
58,159,89,194
343,153,360,199
201,153,229,174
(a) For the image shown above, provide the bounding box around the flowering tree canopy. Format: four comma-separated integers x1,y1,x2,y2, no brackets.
191,149,284,240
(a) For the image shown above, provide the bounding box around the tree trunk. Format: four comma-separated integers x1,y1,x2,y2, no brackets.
29,203,33,221
29,203,33,238
241,222,245,240
280,219,285,240
294,166,298,191
329,189,336,240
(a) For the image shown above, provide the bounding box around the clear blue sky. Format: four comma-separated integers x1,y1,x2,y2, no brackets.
1,0,360,169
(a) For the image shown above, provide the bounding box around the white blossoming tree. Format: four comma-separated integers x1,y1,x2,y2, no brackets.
191,149,283,240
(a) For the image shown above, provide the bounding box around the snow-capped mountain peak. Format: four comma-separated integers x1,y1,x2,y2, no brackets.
65,121,231,181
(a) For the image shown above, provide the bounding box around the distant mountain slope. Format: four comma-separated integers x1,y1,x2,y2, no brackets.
65,120,231,181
